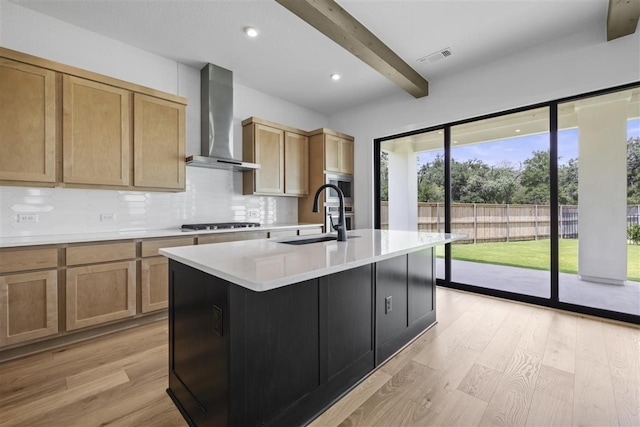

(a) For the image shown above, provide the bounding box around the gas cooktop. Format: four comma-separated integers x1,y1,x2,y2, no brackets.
181,222,261,231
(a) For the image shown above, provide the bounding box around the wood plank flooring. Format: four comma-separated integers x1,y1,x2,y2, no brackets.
0,287,637,427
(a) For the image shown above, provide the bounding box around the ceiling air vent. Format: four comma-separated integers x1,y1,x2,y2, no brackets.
417,48,453,64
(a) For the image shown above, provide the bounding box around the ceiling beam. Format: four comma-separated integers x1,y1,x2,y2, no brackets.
275,0,429,98
607,0,640,41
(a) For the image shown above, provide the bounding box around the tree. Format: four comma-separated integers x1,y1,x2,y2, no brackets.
484,163,520,204
628,137,640,204
417,154,444,202
380,151,389,201
517,150,550,204
558,158,579,205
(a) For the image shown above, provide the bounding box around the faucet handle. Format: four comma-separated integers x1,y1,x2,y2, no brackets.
327,214,337,231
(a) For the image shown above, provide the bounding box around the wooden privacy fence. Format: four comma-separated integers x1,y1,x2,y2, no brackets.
380,202,640,244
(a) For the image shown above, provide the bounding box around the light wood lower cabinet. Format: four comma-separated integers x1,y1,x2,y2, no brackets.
268,229,298,239
0,248,58,274
66,242,136,266
66,261,136,331
0,270,58,346
141,237,194,257
298,227,323,236
198,231,268,244
141,257,169,313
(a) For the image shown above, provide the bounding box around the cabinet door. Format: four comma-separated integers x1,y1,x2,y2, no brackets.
408,249,434,323
0,59,56,183
0,270,58,346
134,94,185,190
66,261,136,331
324,135,340,172
141,257,169,313
63,75,131,186
340,139,354,175
284,132,308,195
254,124,284,194
320,264,373,381
376,255,408,345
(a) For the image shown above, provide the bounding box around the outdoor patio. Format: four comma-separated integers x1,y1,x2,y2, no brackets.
437,258,640,316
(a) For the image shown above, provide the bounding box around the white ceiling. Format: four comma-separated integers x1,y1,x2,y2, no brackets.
9,0,608,115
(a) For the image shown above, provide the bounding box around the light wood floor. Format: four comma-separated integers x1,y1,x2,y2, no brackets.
1,288,638,427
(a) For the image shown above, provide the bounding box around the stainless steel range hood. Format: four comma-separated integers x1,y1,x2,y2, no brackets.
186,63,259,171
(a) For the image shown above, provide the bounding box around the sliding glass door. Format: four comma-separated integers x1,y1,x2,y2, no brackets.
557,88,640,315
375,83,639,323
380,130,444,279
449,107,551,298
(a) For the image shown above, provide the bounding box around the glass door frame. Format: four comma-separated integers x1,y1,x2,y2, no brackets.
374,81,640,325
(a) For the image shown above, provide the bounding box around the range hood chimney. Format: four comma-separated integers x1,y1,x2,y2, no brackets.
186,63,259,171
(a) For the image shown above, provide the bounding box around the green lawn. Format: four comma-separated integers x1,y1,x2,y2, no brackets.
435,239,639,282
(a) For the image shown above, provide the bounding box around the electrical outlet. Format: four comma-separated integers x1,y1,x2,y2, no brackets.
248,209,259,218
100,213,116,222
18,213,38,223
385,296,392,314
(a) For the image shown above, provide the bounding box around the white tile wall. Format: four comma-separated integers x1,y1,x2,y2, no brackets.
0,167,297,237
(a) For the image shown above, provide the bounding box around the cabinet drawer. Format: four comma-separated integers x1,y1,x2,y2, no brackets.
66,242,135,266
198,231,268,245
298,227,323,236
66,261,136,331
141,237,194,258
0,270,58,346
268,230,297,239
0,248,58,274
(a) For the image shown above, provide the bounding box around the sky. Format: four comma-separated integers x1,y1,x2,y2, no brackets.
417,118,640,168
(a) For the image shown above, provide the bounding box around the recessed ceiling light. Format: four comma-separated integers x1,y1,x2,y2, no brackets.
438,131,443,134
453,140,458,144
330,73,341,81
244,27,259,38
515,129,521,133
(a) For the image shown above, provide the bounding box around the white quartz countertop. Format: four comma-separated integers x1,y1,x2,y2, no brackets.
0,223,323,248
160,229,465,292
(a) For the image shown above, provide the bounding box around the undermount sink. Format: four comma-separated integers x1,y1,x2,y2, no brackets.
279,235,359,245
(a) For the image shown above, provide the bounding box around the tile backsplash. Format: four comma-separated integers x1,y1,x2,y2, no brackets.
0,167,297,238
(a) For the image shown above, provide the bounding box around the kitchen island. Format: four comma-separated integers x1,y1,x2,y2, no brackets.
160,229,463,427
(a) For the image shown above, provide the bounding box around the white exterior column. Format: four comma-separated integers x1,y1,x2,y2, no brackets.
387,141,418,231
576,93,629,285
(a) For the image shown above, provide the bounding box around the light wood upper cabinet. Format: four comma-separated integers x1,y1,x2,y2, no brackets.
243,122,285,195
284,131,309,196
339,139,354,175
0,59,56,184
62,75,131,186
324,134,353,175
254,123,284,194
242,118,309,197
298,128,354,227
324,135,341,173
133,94,185,190
0,47,187,192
